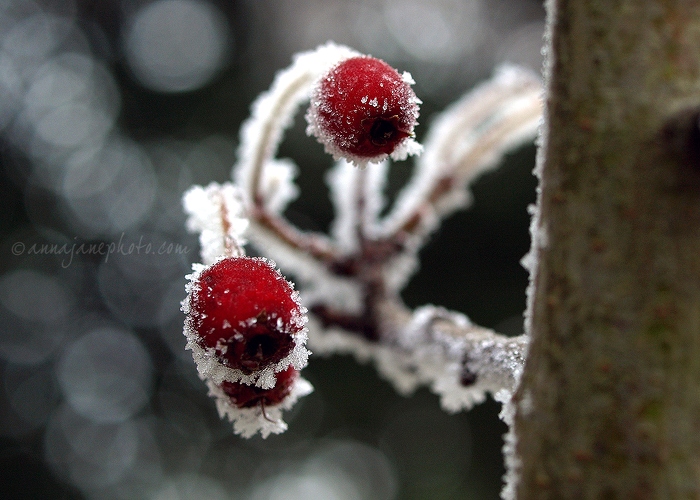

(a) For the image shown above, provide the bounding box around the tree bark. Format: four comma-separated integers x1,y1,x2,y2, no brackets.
513,0,700,498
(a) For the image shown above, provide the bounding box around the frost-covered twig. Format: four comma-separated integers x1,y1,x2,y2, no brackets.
234,43,359,264
183,183,248,264
311,299,527,412
182,43,542,437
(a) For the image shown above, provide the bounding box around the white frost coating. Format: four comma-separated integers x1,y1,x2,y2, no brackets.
246,223,330,284
498,390,522,499
387,136,424,165
183,183,248,265
433,362,488,412
522,206,542,356
259,158,300,213
373,346,423,395
182,44,537,440
396,305,472,349
384,252,422,295
379,64,542,241
425,322,526,413
182,260,310,389
327,159,388,252
306,318,423,395
327,160,362,253
495,388,520,500
363,159,389,238
396,305,490,412
500,29,552,500
206,375,314,439
422,64,541,182
184,325,310,389
362,161,389,239
301,275,364,316
404,308,525,413
306,317,375,362
234,42,360,204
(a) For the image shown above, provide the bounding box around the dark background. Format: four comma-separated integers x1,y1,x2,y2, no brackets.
0,0,544,498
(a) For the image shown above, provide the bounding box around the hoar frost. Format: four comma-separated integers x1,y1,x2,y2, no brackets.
182,42,542,439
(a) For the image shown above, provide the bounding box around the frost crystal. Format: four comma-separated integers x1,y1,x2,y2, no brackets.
259,158,299,214
327,159,388,252
308,304,527,414
181,258,311,438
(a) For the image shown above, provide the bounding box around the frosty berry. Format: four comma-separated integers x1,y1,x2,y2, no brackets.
306,55,420,165
220,365,298,408
187,256,305,374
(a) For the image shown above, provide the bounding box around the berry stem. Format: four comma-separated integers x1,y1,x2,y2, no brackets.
249,72,315,208
354,165,369,244
219,191,243,257
259,400,274,423
233,46,365,267
215,48,541,419
314,297,527,397
245,70,342,263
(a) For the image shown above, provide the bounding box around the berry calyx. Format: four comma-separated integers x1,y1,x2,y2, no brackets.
187,256,305,374
306,55,421,165
220,365,298,408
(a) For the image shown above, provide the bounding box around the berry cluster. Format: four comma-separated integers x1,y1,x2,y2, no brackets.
183,43,539,439
183,256,310,436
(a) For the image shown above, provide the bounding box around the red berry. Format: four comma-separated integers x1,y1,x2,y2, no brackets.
187,257,304,374
307,55,420,164
219,365,298,408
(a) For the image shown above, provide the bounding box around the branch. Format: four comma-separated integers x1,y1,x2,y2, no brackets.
311,298,527,413
183,43,542,437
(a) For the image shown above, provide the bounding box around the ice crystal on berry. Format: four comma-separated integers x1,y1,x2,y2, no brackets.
182,255,311,438
306,55,422,167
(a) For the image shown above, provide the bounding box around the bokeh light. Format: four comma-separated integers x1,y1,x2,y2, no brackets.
0,0,543,498
249,439,397,500
0,269,72,365
57,327,153,423
123,0,231,93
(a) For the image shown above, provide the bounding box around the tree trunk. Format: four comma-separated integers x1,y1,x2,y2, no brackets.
512,0,700,498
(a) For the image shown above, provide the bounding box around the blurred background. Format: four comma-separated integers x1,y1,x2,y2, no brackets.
0,0,544,498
